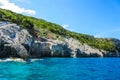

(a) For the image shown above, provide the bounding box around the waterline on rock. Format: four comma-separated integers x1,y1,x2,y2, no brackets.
0,58,26,62
0,58,44,63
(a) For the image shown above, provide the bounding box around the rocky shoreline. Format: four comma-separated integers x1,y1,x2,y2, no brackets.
0,22,120,60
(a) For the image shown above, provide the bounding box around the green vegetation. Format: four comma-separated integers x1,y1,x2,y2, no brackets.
0,8,116,51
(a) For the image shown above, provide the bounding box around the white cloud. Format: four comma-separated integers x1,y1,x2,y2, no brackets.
61,24,75,31
0,0,36,15
62,24,69,29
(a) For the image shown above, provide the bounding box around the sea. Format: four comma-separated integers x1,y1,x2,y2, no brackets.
0,58,120,80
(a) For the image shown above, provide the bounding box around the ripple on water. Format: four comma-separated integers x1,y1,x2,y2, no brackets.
0,58,119,80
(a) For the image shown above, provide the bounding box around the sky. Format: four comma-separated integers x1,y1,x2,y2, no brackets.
0,0,120,39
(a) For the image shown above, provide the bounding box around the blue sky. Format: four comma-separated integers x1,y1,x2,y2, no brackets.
0,0,120,39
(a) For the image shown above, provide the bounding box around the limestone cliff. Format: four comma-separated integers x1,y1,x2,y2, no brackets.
0,22,120,60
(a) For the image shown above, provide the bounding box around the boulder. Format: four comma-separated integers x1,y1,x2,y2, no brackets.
0,22,33,52
0,44,29,60
10,44,28,58
11,44,29,59
0,22,31,59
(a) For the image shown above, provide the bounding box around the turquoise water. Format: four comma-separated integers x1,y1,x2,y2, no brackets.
0,58,120,80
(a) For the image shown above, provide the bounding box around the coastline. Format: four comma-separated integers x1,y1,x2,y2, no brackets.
0,58,43,62
0,22,120,59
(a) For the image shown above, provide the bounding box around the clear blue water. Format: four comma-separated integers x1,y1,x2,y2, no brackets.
0,58,120,80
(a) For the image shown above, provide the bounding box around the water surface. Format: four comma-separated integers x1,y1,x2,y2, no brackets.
0,58,120,80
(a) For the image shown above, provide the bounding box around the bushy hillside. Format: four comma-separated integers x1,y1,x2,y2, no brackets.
0,8,116,51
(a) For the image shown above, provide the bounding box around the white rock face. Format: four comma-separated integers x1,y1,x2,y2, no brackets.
31,38,106,57
18,29,33,46
0,22,33,46
64,38,105,57
0,22,119,58
0,22,33,59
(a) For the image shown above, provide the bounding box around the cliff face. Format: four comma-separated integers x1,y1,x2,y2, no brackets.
0,22,120,59
0,22,32,59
